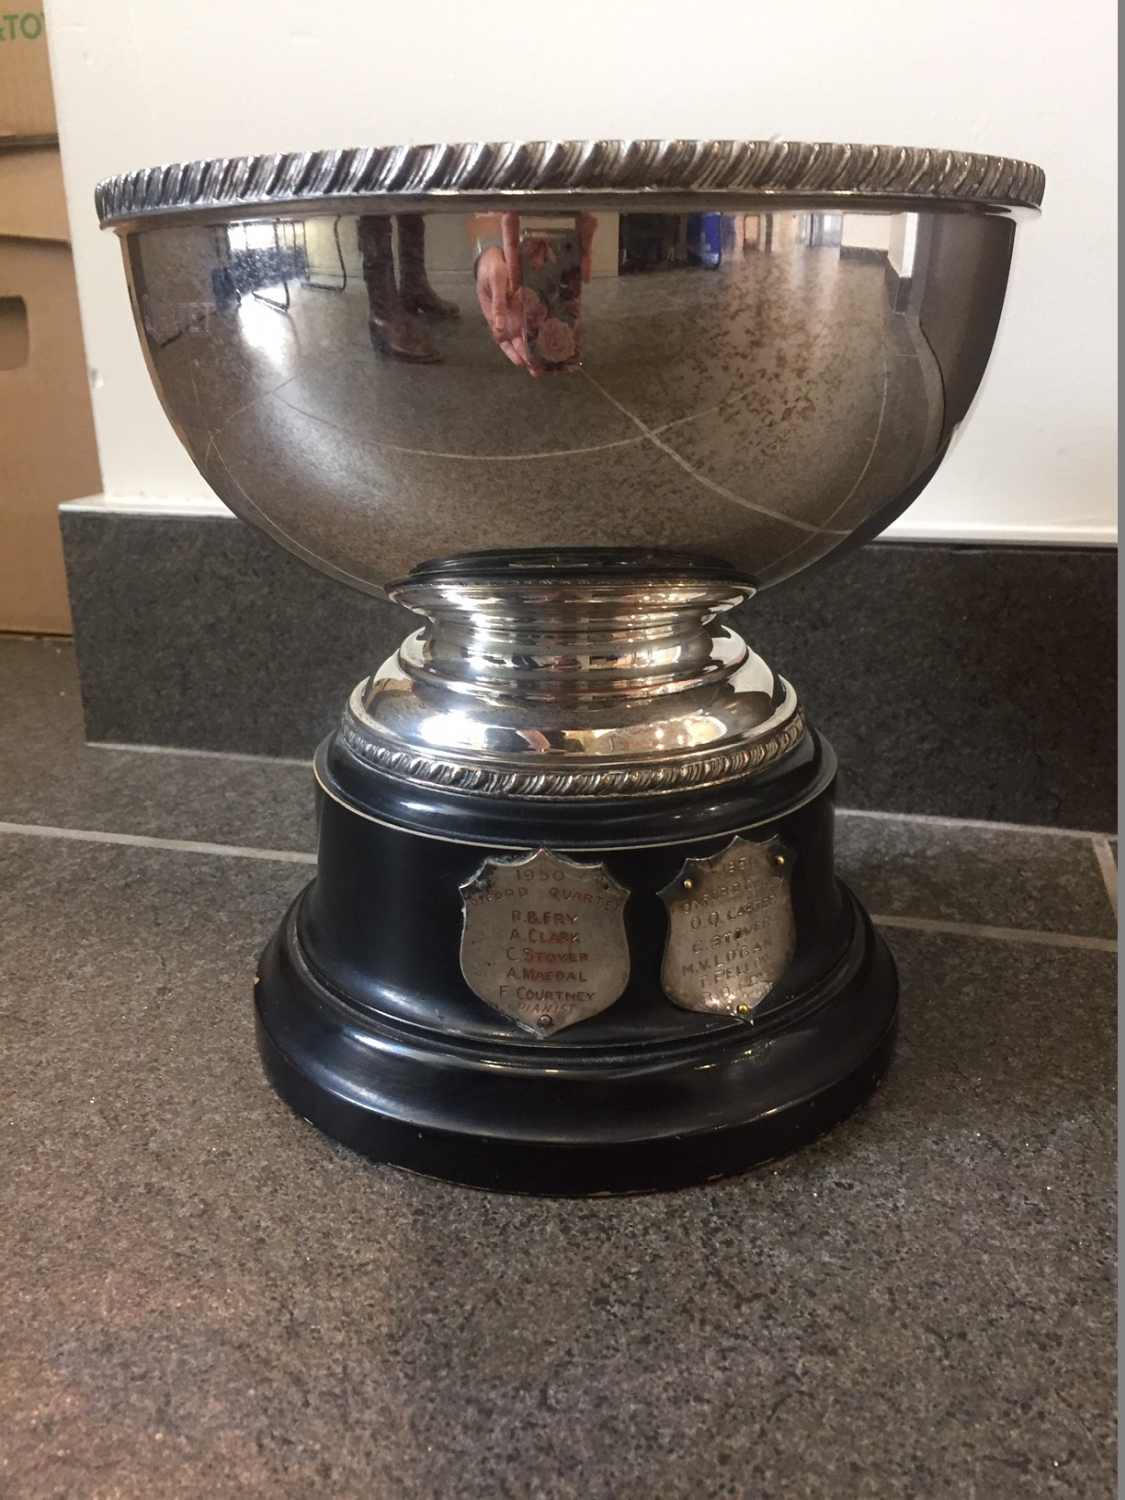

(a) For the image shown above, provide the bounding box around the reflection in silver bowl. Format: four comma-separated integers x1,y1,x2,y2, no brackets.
102,141,1038,597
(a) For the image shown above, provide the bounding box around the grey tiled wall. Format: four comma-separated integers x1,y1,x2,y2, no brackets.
59,510,1116,830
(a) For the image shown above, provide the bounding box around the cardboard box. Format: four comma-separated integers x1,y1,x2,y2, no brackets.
0,147,102,633
0,9,56,142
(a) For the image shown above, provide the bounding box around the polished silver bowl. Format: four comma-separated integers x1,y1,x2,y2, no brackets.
97,139,1043,596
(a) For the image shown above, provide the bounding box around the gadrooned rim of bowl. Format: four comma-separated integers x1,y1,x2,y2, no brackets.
94,137,1046,228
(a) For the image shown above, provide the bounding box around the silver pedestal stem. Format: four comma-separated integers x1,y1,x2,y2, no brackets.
340,572,805,799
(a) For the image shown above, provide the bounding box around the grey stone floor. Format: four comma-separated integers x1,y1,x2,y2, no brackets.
0,635,1116,1499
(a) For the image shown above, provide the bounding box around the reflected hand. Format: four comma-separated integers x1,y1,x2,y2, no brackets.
475,211,597,375
475,213,539,375
475,246,538,375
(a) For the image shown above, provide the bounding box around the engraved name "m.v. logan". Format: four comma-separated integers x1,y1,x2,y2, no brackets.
660,835,796,1017
459,849,631,1037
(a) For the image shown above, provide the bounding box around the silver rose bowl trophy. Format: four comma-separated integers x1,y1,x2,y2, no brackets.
97,139,1044,1192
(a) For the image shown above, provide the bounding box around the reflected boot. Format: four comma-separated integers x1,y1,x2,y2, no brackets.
397,213,460,320
356,214,442,363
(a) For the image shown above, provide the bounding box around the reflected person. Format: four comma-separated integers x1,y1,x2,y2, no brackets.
356,213,458,363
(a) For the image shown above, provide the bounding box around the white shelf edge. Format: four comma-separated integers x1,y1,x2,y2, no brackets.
60,494,1118,547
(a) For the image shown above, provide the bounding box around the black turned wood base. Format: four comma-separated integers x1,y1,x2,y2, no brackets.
254,727,898,1194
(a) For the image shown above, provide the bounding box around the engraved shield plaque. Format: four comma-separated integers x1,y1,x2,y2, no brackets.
659,835,796,1017
460,849,630,1037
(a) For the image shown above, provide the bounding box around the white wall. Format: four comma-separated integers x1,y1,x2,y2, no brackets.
47,0,1116,544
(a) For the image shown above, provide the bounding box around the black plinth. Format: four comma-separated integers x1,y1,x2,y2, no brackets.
255,728,898,1194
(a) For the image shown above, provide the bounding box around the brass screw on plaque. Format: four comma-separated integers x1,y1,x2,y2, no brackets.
682,878,694,891
538,1014,553,1030
736,1004,751,1018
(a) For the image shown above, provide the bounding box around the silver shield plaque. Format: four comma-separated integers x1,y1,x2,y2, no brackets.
459,849,630,1037
659,835,796,1017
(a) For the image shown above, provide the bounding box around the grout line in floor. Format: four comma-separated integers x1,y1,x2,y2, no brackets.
88,739,315,768
1091,837,1118,919
0,821,317,866
834,807,1111,841
1,819,1116,954
870,913,1117,954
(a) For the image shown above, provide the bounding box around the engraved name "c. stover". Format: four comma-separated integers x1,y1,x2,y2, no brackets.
489,880,608,1004
504,905,589,987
